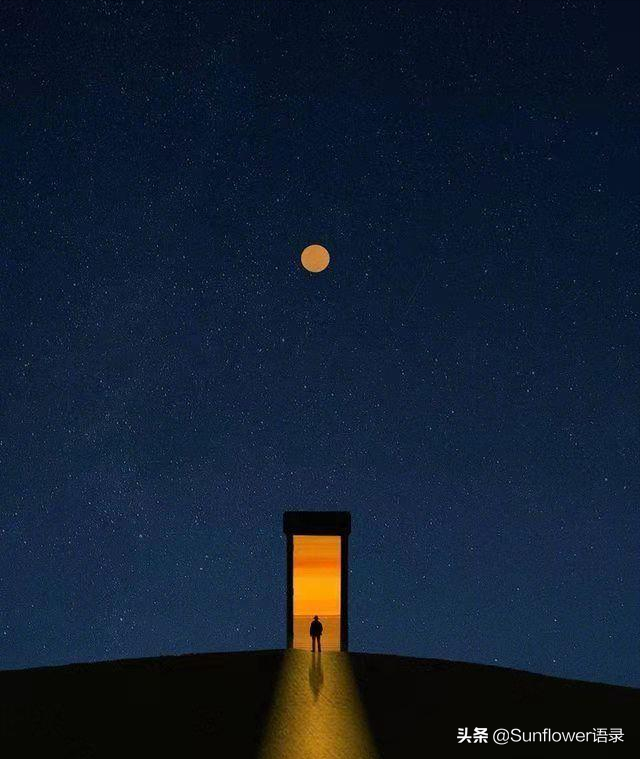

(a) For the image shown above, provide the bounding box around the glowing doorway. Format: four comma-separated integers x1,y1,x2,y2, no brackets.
283,511,351,651
282,511,351,651
293,535,341,651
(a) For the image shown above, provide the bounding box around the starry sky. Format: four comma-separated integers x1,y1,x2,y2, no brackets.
1,1,638,687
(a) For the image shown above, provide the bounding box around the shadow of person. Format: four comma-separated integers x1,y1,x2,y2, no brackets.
308,653,324,702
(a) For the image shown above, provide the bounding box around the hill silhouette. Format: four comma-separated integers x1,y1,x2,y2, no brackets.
1,650,637,757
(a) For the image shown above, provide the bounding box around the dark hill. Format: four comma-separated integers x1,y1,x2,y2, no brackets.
1,650,637,757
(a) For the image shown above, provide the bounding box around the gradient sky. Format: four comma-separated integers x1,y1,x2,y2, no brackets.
1,1,638,686
293,536,341,617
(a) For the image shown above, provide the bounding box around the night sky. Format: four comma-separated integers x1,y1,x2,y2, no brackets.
1,1,638,687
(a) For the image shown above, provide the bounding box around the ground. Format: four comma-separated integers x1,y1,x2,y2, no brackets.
1,650,637,757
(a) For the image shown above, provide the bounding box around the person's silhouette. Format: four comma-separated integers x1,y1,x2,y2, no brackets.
310,615,323,652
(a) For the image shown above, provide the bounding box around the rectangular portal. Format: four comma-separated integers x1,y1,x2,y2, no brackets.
293,535,341,650
283,511,351,651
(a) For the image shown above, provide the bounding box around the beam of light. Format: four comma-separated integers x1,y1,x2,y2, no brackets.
260,650,378,759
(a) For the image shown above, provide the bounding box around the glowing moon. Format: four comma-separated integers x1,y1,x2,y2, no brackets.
301,244,330,273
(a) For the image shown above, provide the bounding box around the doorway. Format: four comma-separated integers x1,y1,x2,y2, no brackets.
292,535,341,651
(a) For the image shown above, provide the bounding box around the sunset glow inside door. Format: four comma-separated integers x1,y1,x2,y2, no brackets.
293,535,341,651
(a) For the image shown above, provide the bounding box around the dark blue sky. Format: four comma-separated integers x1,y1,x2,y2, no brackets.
1,1,638,686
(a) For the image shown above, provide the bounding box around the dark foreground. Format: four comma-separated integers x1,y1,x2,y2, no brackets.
1,650,637,757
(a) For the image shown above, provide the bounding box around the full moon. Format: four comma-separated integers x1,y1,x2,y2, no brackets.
301,244,330,273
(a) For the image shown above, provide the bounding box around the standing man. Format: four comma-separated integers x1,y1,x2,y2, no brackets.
310,615,323,652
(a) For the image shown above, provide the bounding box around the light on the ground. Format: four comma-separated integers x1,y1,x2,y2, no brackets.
260,650,378,759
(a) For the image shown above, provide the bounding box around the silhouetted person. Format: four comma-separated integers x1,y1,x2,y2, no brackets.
310,615,323,652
